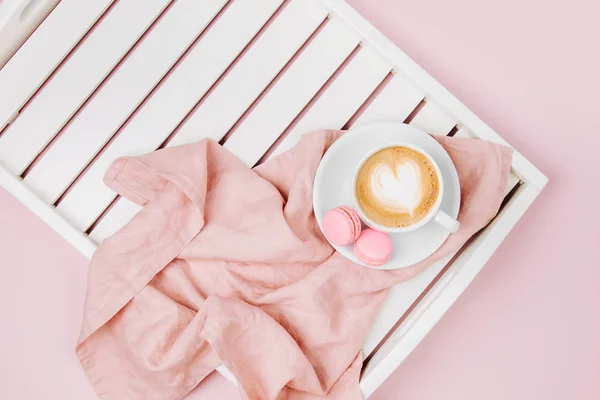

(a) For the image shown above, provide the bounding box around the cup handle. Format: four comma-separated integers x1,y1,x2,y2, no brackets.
433,210,460,233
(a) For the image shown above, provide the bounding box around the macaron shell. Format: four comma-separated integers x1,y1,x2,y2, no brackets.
354,229,393,267
337,206,362,242
322,207,359,246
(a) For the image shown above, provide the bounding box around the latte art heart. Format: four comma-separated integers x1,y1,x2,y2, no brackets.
370,161,423,214
355,146,440,228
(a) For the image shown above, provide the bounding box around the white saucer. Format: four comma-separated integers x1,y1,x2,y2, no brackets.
313,121,461,270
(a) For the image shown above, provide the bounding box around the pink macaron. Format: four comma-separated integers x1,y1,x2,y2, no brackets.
322,206,362,246
353,229,393,267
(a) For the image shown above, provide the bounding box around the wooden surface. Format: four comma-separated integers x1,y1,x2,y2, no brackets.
0,0,546,397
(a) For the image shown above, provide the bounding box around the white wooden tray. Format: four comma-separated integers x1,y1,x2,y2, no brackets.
0,0,547,397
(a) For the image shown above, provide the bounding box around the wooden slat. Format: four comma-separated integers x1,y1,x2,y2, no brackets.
505,173,521,194
0,0,172,175
224,17,360,167
454,127,520,194
26,0,281,204
362,253,455,357
409,100,457,136
170,0,328,147
352,72,424,126
0,0,115,131
453,127,470,138
60,0,326,231
88,199,142,243
271,45,391,157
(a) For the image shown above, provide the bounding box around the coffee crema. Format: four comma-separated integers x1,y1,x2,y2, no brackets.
355,146,440,228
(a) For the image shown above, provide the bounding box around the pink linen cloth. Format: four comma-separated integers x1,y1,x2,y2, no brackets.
76,130,512,399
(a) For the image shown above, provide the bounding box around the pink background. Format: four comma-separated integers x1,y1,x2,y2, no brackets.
1,0,599,398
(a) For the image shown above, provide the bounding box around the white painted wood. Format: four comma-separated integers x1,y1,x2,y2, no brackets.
0,0,172,175
361,252,455,357
505,173,521,194
360,183,541,398
88,198,142,243
224,17,360,167
60,0,326,231
454,127,520,194
322,0,547,191
0,1,549,395
25,0,267,204
58,0,288,230
0,0,115,131
0,0,61,67
453,127,470,139
352,72,423,126
0,162,96,259
271,45,390,157
215,364,238,387
170,0,329,147
408,100,456,136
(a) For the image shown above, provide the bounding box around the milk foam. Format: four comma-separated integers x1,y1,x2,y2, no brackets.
369,160,424,214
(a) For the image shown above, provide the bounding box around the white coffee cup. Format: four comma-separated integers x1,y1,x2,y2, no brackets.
352,142,460,234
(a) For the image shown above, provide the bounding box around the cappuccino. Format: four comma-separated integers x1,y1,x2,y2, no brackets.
355,146,440,228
